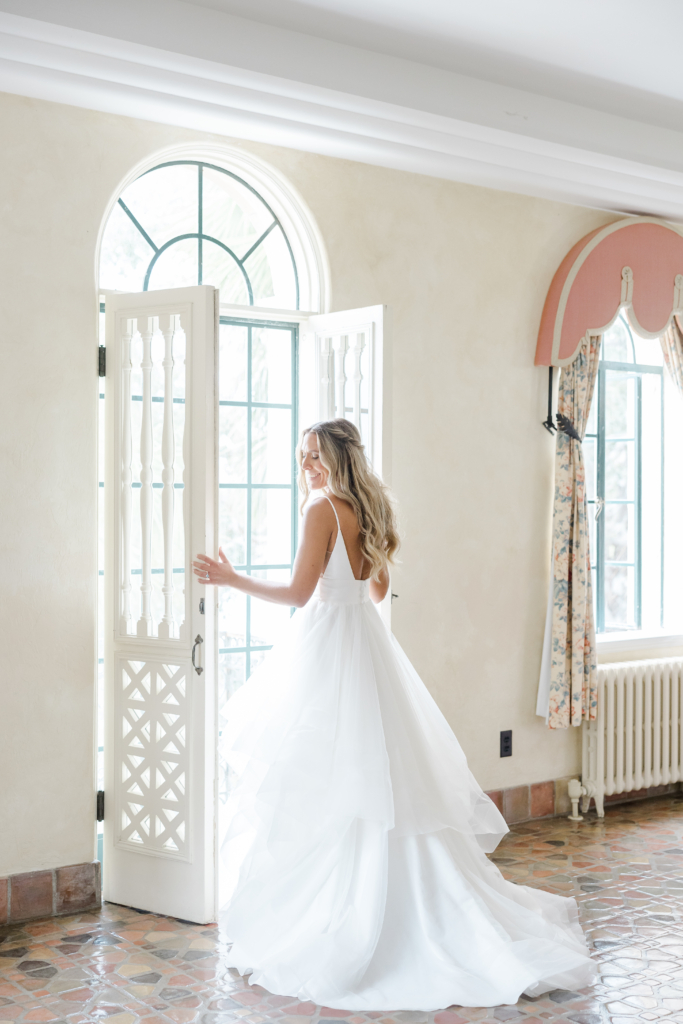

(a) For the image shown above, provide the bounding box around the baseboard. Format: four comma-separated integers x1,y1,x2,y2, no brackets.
0,862,101,926
485,778,681,825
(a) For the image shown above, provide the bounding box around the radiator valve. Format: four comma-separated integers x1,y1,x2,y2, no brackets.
567,778,586,821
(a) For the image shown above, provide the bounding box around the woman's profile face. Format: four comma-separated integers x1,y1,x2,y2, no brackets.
301,433,329,490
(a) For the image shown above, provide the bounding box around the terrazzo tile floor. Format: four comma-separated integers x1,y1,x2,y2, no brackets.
5,797,683,1024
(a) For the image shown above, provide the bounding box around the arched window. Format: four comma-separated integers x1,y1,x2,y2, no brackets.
100,160,299,308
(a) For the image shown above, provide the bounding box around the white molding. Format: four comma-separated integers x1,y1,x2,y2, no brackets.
6,7,683,217
597,633,683,656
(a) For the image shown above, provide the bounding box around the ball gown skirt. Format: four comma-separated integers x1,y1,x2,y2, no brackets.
219,503,596,1010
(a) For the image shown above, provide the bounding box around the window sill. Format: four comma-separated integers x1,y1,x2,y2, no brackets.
597,631,683,656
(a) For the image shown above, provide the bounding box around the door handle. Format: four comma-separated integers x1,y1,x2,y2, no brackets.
192,634,204,675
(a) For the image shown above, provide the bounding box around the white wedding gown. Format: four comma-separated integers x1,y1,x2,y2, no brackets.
219,498,596,1010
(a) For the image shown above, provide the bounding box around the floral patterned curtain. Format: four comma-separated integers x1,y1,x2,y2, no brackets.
542,334,602,729
662,317,683,395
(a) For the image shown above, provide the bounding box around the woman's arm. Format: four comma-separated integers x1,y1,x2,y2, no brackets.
369,568,390,604
192,499,334,608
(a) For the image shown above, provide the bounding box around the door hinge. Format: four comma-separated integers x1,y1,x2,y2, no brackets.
98,346,106,377
96,790,104,821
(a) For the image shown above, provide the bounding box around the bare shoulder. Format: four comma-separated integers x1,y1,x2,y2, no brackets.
303,495,336,528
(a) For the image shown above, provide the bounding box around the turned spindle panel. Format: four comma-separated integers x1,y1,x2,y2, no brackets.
118,314,188,641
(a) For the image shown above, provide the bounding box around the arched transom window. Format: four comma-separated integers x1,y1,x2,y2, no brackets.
99,160,299,308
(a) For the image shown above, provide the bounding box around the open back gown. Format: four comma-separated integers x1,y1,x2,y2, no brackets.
219,496,596,1010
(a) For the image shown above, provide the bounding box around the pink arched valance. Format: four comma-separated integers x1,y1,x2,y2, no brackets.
535,217,683,366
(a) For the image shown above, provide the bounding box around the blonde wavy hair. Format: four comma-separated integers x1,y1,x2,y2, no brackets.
297,418,399,580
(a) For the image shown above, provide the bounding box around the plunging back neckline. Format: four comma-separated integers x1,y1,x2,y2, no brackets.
321,495,367,582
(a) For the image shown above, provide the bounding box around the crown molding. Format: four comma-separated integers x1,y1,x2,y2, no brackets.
3,6,683,219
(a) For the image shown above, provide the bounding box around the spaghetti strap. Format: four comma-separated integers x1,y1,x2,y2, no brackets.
323,494,341,531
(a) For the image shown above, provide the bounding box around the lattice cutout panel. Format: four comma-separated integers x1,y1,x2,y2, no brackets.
116,658,191,860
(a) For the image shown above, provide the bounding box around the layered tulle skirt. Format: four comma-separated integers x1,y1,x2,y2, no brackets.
219,594,596,1009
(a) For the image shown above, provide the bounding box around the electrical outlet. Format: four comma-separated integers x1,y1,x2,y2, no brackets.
500,730,512,757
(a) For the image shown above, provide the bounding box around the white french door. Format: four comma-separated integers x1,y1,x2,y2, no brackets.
101,294,388,922
301,305,389,479
103,286,217,923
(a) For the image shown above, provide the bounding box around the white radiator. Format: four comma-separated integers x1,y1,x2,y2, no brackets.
582,658,683,817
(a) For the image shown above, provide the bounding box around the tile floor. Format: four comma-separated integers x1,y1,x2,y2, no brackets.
4,796,683,1024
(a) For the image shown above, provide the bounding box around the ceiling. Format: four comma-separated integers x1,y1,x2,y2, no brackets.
182,0,683,122
1,0,683,218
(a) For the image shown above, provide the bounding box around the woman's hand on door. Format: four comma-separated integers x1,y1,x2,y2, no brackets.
192,547,236,586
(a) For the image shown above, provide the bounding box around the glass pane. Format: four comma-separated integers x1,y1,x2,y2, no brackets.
633,334,663,366
219,324,248,403
602,316,634,363
219,488,247,565
605,372,636,438
605,503,635,563
218,648,247,893
250,569,291,647
605,439,634,500
587,502,596,569
252,408,292,484
251,327,292,404
243,226,297,309
219,407,247,484
219,651,245,794
218,587,247,649
249,648,271,678
147,238,198,291
120,164,199,249
219,651,247,704
251,489,291,565
99,201,155,292
641,372,664,632
584,437,597,501
202,167,274,259
605,564,636,630
202,239,250,305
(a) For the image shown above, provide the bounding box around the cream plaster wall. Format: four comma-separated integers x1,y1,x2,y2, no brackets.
0,91,616,876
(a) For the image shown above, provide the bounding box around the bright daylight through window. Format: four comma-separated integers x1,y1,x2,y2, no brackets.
585,314,683,638
99,160,304,863
100,160,299,306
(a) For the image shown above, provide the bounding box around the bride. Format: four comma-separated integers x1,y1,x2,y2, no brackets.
193,418,596,1011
